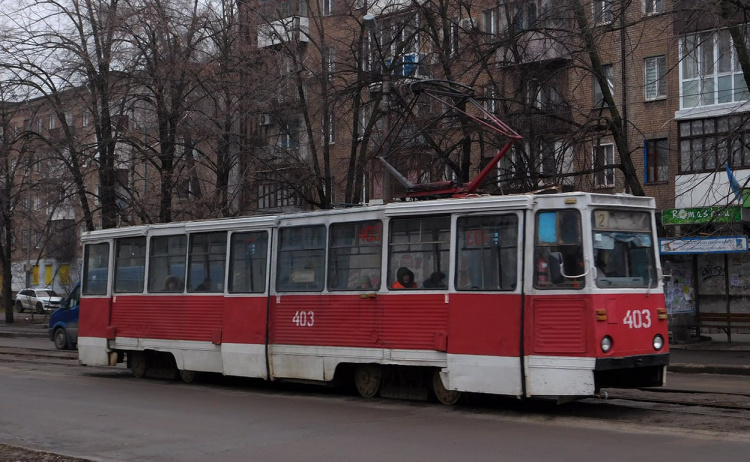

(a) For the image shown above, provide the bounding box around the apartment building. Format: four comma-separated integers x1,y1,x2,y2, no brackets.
246,0,750,338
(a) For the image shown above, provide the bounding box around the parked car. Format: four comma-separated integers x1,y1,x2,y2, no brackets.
15,288,63,314
49,283,80,350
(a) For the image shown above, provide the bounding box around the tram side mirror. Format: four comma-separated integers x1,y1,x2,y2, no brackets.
548,252,564,284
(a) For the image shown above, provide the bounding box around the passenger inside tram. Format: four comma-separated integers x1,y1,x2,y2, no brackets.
392,267,417,289
164,275,182,291
423,271,447,288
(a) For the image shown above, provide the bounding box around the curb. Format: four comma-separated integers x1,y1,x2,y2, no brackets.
0,331,48,339
669,362,750,376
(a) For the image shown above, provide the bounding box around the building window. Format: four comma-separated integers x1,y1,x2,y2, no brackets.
593,64,614,107
644,55,667,100
645,0,665,15
322,0,334,16
681,29,750,109
594,144,615,187
326,47,336,81
82,111,90,127
593,0,613,24
645,139,668,183
326,113,335,144
511,1,538,30
527,79,562,109
258,183,301,209
449,21,459,56
482,8,497,37
280,118,300,149
484,85,497,114
679,115,750,173
49,115,56,130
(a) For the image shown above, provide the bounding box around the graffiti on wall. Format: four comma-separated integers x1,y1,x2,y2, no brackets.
664,257,694,314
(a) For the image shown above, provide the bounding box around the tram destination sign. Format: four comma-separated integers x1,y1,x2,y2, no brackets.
662,206,741,225
659,236,749,254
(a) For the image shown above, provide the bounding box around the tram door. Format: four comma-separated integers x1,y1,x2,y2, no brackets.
222,229,272,379
525,209,590,397
447,213,525,396
79,241,115,366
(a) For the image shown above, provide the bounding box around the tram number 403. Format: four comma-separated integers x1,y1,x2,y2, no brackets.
293,310,315,327
622,309,652,329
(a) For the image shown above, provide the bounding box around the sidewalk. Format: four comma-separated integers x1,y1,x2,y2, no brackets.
669,332,750,375
0,315,49,338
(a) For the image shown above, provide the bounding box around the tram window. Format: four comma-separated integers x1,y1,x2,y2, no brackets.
114,237,146,293
229,231,268,293
148,235,187,293
592,210,657,288
328,220,382,290
389,216,450,290
534,210,584,289
188,232,227,293
456,215,519,291
277,225,326,292
83,243,110,295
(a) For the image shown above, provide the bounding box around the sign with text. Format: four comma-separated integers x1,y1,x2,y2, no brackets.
662,206,741,225
659,236,748,254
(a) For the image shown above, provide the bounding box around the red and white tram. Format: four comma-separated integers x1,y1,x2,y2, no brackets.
78,192,669,404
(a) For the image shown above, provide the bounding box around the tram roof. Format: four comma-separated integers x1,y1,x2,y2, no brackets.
81,192,655,242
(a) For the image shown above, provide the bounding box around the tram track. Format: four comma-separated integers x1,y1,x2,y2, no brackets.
0,345,78,364
3,344,750,423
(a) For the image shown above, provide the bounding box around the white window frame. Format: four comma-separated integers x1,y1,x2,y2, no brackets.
644,0,665,15
326,47,336,81
593,64,614,106
644,55,667,101
594,144,615,188
49,114,56,130
325,113,335,144
482,8,497,37
680,29,750,109
322,0,334,16
593,0,613,25
484,85,497,114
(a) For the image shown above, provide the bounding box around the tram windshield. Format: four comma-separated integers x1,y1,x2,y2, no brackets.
592,210,657,288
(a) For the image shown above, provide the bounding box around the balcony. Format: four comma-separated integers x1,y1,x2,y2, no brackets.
505,102,573,135
257,16,309,48
496,29,572,65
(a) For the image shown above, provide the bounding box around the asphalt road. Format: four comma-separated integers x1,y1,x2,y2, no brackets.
1,336,750,461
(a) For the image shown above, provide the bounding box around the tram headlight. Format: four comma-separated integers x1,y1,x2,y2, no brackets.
600,335,613,353
653,334,664,351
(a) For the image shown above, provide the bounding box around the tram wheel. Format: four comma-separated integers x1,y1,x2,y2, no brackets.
354,364,382,398
431,370,462,406
178,369,197,383
129,351,147,378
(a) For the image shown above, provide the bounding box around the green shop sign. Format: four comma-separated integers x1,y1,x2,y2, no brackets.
662,206,741,225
